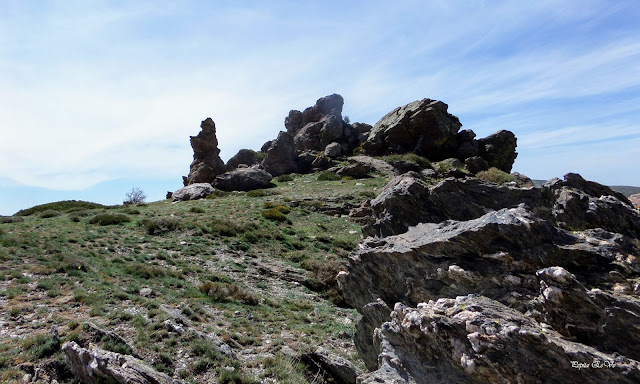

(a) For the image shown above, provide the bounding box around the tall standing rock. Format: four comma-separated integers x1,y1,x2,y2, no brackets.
262,131,297,176
184,118,226,185
362,99,462,160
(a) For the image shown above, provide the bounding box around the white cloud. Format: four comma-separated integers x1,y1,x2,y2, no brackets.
0,0,639,195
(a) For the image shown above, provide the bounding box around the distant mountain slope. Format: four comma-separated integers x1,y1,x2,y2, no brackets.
532,179,640,197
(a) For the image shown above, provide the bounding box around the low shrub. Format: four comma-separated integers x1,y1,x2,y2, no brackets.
89,214,131,226
206,190,231,199
476,167,517,185
0,216,23,223
190,207,205,213
276,174,294,182
317,171,341,181
247,189,267,197
382,153,432,168
202,218,256,237
39,210,60,218
199,281,258,305
140,217,181,235
302,258,346,304
262,208,287,222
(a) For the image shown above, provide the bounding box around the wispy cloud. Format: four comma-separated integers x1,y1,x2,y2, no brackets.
0,0,639,202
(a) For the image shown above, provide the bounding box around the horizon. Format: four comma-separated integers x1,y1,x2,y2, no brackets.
2,1,640,215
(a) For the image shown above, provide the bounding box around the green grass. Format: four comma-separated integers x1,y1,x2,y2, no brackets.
0,171,385,383
89,213,132,226
477,167,517,185
381,153,432,168
15,200,107,216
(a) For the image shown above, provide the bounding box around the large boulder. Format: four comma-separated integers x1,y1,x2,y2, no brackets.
226,149,259,171
362,99,462,160
62,341,180,384
477,129,518,172
184,118,226,185
172,183,214,202
213,167,274,191
262,131,297,176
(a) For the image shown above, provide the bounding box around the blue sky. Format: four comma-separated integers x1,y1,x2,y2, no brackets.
1,0,640,215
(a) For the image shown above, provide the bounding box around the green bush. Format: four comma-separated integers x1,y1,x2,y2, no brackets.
476,167,517,185
247,189,267,197
206,190,231,199
382,153,432,168
89,214,131,226
141,217,181,235
190,207,205,213
262,208,287,222
200,281,258,305
317,171,341,181
16,200,106,216
276,174,294,182
39,210,60,218
0,216,23,223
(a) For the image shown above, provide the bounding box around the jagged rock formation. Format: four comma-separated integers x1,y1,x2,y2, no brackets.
184,118,226,185
361,98,518,172
357,295,640,384
284,94,367,155
62,341,180,384
341,172,640,383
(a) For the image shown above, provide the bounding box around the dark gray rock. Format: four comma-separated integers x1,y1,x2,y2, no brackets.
358,295,640,384
226,149,259,171
477,129,518,173
464,156,489,174
325,142,342,157
348,155,395,176
362,99,462,160
62,341,181,384
213,167,274,191
262,131,297,176
362,175,541,237
512,171,534,187
333,162,371,179
172,183,214,202
184,118,226,185
302,346,363,384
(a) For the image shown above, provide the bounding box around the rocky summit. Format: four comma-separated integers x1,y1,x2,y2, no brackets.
2,95,639,384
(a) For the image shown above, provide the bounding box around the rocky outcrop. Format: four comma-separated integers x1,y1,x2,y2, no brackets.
630,193,640,209
213,167,274,191
226,149,259,171
184,118,226,185
171,183,214,202
62,341,180,384
362,99,462,160
360,98,518,172
341,172,640,383
286,94,345,152
358,295,640,384
261,131,297,176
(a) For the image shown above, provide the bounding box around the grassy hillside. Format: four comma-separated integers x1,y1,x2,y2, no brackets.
0,173,389,383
